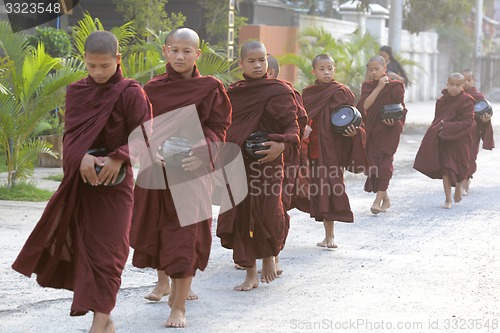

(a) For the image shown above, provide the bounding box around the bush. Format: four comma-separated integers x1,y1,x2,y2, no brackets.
27,26,72,58
0,182,53,201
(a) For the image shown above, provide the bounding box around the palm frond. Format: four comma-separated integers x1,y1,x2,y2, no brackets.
71,12,103,60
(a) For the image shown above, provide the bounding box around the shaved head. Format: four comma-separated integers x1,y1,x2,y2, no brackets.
169,28,200,48
267,54,280,77
312,54,334,69
240,40,266,59
448,72,464,83
85,30,118,56
164,27,181,45
368,55,386,66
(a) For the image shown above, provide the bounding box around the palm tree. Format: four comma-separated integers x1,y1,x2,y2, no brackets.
278,27,379,96
0,21,86,187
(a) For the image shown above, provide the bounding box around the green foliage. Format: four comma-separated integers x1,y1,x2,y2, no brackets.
27,26,72,58
0,182,53,201
112,0,185,38
278,27,379,96
0,21,86,188
203,0,247,49
404,0,472,34
44,173,64,182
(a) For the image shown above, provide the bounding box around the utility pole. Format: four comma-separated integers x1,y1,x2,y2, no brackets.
388,0,403,52
227,0,235,61
475,0,483,90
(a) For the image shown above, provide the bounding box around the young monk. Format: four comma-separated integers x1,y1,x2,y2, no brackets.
461,69,495,195
217,40,300,291
130,28,231,328
414,73,476,208
302,54,368,248
142,27,198,305
357,55,407,214
12,31,152,332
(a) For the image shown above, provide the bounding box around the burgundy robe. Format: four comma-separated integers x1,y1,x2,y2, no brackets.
302,80,368,222
216,74,299,268
12,67,152,315
281,80,308,211
465,87,495,178
130,64,231,278
414,90,475,184
357,79,406,192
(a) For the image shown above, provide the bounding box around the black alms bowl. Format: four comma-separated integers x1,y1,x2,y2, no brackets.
380,103,404,120
474,100,493,119
87,148,126,186
159,137,193,167
245,131,271,160
331,105,362,133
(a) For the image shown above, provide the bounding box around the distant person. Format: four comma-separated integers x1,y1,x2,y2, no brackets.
357,55,407,214
302,54,368,248
414,72,476,209
379,45,409,86
12,30,152,332
130,28,231,328
461,69,495,195
217,40,300,291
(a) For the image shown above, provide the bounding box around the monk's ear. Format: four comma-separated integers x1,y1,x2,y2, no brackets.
162,45,168,58
115,53,121,65
311,68,316,76
195,48,202,60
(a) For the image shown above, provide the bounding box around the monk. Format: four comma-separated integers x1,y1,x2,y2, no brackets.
357,55,407,214
414,72,475,209
217,40,300,291
142,27,198,306
130,28,231,328
302,54,368,248
461,69,495,195
12,31,152,333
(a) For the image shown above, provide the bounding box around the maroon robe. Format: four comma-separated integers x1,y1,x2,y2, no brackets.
357,79,406,192
216,74,300,268
414,90,475,184
302,80,368,222
12,67,152,315
465,87,495,178
130,64,231,278
281,80,308,212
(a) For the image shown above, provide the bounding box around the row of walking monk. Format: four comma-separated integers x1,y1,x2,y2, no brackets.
11,27,494,331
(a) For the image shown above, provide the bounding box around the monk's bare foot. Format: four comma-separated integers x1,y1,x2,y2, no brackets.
370,205,383,214
234,263,245,270
187,288,198,301
144,283,170,302
275,257,283,276
260,257,278,283
168,280,176,307
234,276,259,291
316,238,337,248
442,200,452,209
104,318,115,333
381,199,391,212
454,191,462,203
165,309,186,328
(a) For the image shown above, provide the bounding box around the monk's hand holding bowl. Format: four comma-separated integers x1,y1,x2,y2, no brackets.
480,113,492,123
343,124,358,137
98,157,124,186
80,153,103,186
182,152,204,172
256,141,285,164
382,118,395,126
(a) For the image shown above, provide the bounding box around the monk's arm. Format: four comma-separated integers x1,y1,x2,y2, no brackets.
202,87,232,144
108,85,153,165
267,93,300,147
362,79,386,110
440,99,475,140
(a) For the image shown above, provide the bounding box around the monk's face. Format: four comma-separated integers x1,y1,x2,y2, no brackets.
312,59,335,84
463,73,474,90
84,52,121,84
447,77,464,96
367,60,386,81
166,37,201,78
240,48,268,79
